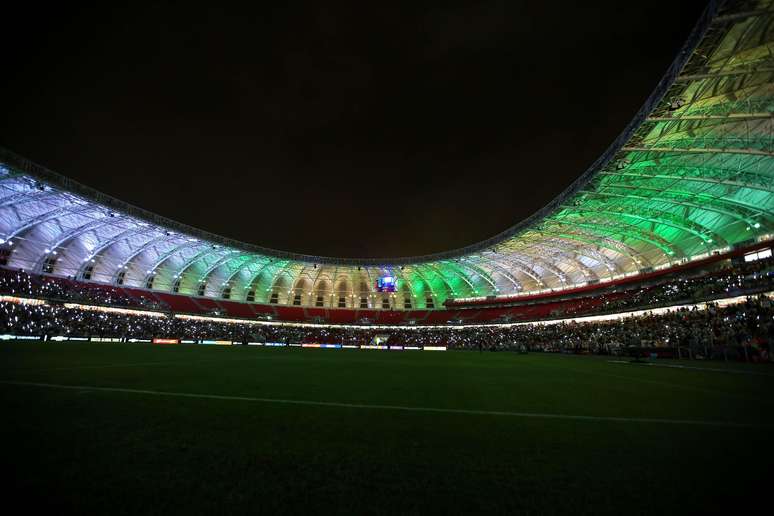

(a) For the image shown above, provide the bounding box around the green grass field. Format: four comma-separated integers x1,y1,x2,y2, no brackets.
1,341,773,515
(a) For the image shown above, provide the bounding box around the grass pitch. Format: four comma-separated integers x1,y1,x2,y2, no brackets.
1,342,772,515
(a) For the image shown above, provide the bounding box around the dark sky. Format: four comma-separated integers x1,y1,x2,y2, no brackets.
1,1,708,259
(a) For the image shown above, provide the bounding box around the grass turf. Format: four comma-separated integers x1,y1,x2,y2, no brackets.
1,341,772,515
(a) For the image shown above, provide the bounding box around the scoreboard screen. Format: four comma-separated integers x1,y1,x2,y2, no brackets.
375,276,396,292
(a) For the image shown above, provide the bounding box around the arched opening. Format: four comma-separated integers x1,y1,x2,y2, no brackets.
291,277,309,306
335,279,351,308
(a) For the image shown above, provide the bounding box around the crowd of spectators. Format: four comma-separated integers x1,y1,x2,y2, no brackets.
577,257,774,315
1,295,772,362
0,269,167,311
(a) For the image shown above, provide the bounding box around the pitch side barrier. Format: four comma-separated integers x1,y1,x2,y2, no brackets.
0,333,438,351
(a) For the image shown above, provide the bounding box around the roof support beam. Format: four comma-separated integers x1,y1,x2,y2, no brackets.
645,113,773,122
245,260,288,302
537,230,651,269
456,259,502,294
582,188,766,226
546,218,683,258
5,204,97,242
599,167,774,194
622,146,774,158
465,256,522,290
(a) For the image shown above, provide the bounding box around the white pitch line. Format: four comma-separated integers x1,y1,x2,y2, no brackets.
1,353,422,374
3,355,295,373
0,380,766,429
606,360,774,377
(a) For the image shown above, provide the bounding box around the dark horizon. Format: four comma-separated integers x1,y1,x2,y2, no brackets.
0,1,708,259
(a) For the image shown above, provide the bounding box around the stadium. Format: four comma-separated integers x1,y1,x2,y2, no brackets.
1,1,773,514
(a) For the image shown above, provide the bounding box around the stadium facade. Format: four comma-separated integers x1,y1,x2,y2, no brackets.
1,0,773,315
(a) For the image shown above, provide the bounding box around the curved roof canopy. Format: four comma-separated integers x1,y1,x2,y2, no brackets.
1,0,773,310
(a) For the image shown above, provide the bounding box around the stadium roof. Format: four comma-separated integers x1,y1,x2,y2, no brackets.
1,0,773,309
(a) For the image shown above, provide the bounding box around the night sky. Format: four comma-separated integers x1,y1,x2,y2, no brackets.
1,1,708,259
